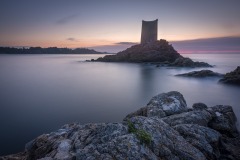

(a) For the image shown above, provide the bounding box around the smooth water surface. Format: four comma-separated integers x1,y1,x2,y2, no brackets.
0,53,239,155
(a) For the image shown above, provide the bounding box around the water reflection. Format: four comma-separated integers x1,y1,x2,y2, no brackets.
139,65,156,100
0,54,239,156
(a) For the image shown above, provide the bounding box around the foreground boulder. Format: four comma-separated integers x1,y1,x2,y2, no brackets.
95,39,212,67
124,91,188,119
1,91,239,160
219,66,240,85
176,70,222,77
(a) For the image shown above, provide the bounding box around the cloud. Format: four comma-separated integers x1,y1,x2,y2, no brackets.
115,42,138,45
170,36,240,53
56,14,78,25
66,37,78,42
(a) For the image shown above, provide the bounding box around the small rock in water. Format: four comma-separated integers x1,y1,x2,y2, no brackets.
176,70,222,77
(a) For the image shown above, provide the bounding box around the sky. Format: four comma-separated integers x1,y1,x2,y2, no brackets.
0,0,240,53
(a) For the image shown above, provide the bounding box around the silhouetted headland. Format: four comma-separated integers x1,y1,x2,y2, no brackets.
1,91,239,159
95,39,212,67
0,47,110,54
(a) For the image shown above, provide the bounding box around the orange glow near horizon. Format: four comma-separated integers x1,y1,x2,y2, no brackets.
1,1,240,52
2,33,240,49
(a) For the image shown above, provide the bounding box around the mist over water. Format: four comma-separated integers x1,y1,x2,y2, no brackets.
0,53,239,155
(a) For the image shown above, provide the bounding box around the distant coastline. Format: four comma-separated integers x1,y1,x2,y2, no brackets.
0,47,111,54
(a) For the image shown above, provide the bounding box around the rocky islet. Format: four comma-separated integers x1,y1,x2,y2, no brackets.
95,39,212,68
175,70,223,78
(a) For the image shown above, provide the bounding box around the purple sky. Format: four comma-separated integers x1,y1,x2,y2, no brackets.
0,0,240,53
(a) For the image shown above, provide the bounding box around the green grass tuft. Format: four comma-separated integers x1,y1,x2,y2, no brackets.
127,120,152,145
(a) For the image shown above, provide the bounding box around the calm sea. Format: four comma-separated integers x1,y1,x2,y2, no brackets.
0,53,239,155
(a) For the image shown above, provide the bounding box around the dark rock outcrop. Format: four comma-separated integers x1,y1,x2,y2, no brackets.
219,66,240,85
176,70,222,77
1,91,239,160
207,105,239,137
97,39,181,63
170,57,212,67
220,135,240,159
95,39,212,67
192,103,208,110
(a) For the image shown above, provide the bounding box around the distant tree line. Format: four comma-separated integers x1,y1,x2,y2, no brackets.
0,47,108,54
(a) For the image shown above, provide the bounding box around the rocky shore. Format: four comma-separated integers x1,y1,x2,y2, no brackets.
94,39,212,68
219,66,240,85
1,91,239,160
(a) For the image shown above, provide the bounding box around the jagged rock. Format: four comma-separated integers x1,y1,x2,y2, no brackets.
171,57,212,67
220,135,240,160
1,91,239,160
162,110,213,127
124,91,188,120
173,124,221,159
0,152,28,160
176,70,222,77
129,116,206,160
207,105,239,137
18,123,159,160
219,66,240,85
75,134,157,160
192,103,208,110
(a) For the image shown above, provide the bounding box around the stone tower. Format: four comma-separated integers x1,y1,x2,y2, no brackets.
141,19,158,44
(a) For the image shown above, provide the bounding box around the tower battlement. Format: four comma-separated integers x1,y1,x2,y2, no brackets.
141,19,158,44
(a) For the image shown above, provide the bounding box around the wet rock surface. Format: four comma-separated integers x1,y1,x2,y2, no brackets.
1,91,239,160
95,39,212,67
176,70,222,77
219,66,240,85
